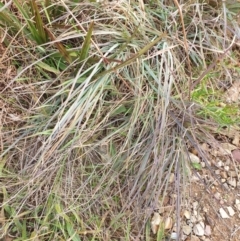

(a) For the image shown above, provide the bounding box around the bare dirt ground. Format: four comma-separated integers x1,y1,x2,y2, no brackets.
189,177,240,241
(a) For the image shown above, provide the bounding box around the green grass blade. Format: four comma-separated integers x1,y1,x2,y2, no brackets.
45,27,72,63
66,222,81,241
13,0,40,42
30,0,48,43
0,3,30,36
97,33,166,77
37,61,60,74
78,21,94,62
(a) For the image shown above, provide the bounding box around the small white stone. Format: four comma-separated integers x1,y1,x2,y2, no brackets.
219,208,230,218
215,170,220,175
204,225,211,236
203,206,208,212
224,165,229,171
227,206,235,216
151,212,161,234
197,214,203,221
236,199,240,205
214,192,221,200
220,200,225,205
217,161,223,167
223,183,230,190
164,217,173,230
190,215,197,223
169,173,175,183
193,201,199,210
184,210,191,219
193,222,205,236
172,222,178,231
227,178,237,187
201,161,205,167
189,153,200,163
182,225,192,235
170,232,178,240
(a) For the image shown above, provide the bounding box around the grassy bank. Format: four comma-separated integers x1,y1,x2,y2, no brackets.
0,0,239,240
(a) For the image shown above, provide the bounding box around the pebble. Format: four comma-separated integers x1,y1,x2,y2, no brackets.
190,215,197,223
232,149,240,162
219,208,230,218
201,161,205,168
232,133,239,146
193,201,199,210
169,173,175,183
227,206,235,216
164,217,173,230
220,200,225,205
205,216,214,227
215,170,220,175
225,159,231,165
224,165,229,171
203,206,208,212
193,222,205,236
151,212,161,234
214,192,221,200
229,171,237,177
185,236,200,241
223,183,230,190
201,143,208,151
217,160,223,167
227,177,237,187
170,232,177,240
189,153,200,163
183,225,192,235
196,214,203,222
220,171,227,179
184,210,191,219
204,225,211,236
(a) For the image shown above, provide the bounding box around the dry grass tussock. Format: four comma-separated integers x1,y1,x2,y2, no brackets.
0,0,240,240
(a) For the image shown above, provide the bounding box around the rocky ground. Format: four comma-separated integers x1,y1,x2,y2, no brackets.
150,82,240,241
184,145,240,241
150,128,240,241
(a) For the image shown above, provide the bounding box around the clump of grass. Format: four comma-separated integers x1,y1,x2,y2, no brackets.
0,0,239,240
